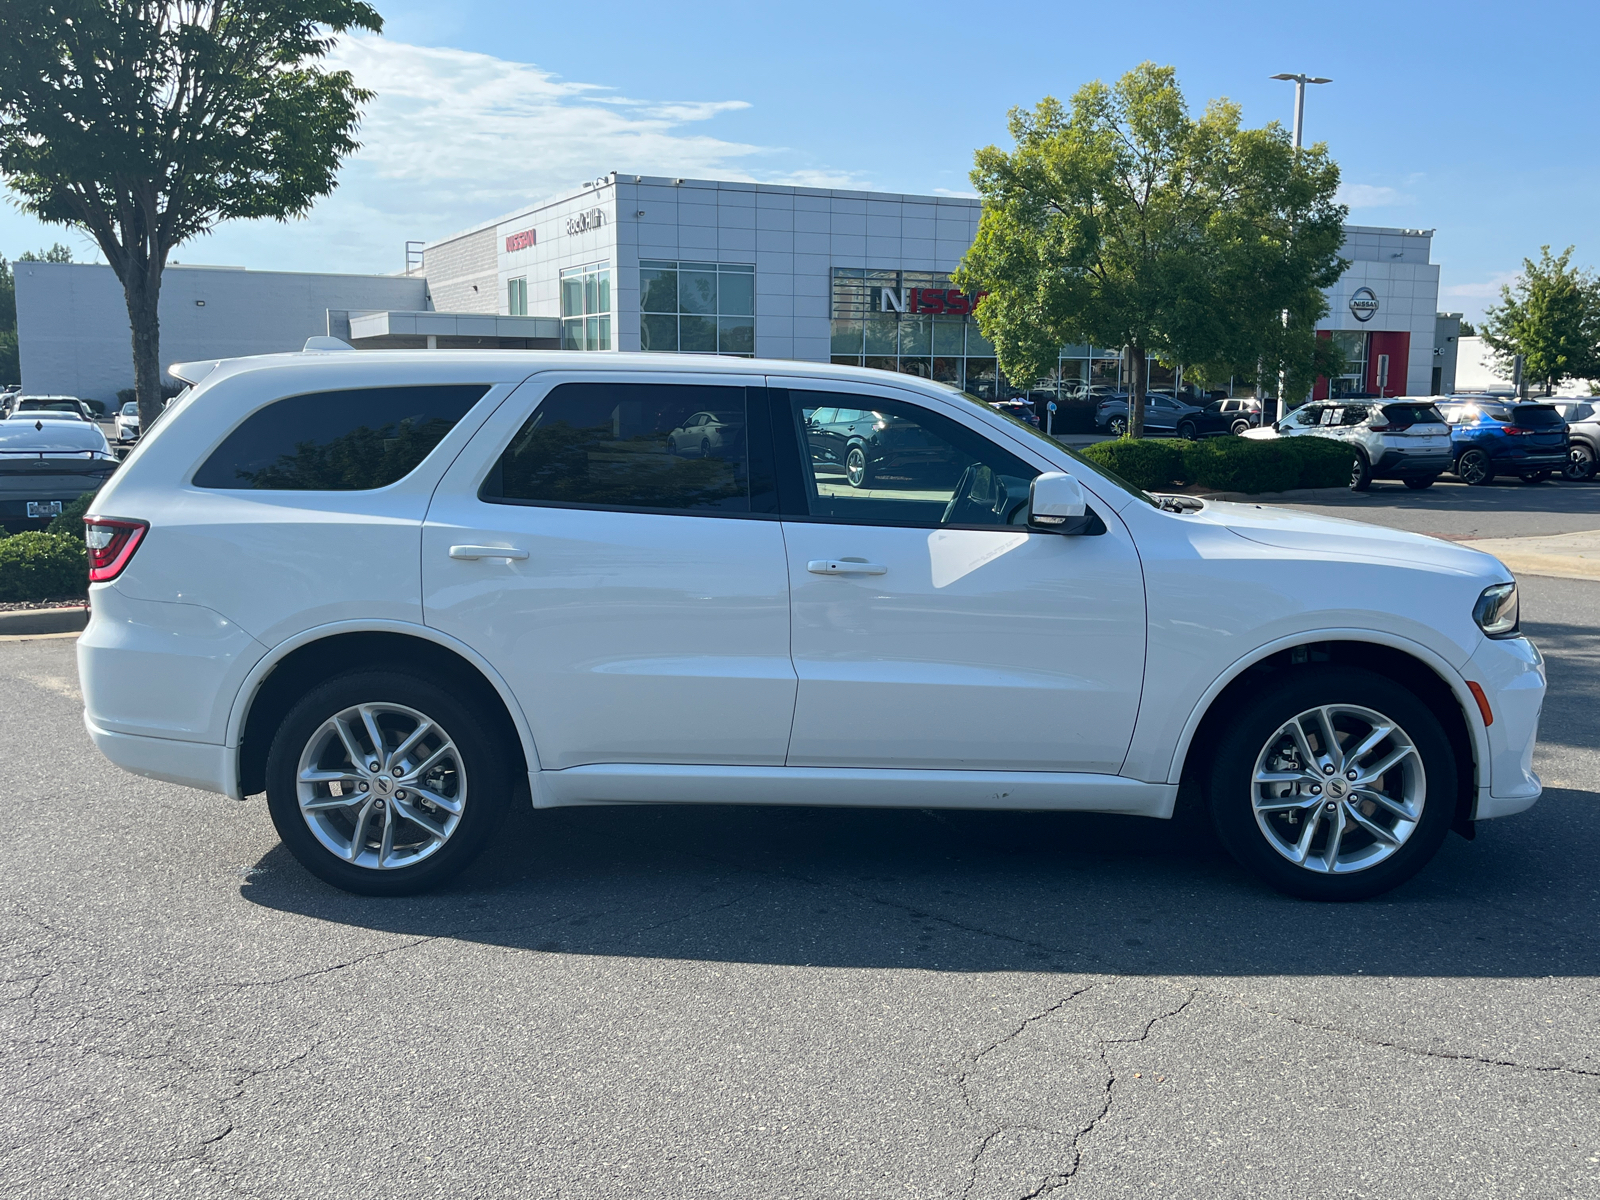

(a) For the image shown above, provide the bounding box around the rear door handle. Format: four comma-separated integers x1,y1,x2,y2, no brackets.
807,559,887,575
449,545,529,561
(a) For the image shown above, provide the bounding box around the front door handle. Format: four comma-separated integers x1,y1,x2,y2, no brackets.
449,545,529,561
807,559,888,576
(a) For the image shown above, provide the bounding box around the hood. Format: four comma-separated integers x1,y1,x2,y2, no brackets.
0,417,110,455
1193,500,1510,580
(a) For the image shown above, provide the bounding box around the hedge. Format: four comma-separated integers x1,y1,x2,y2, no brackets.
0,531,88,601
1079,434,1353,495
46,487,100,536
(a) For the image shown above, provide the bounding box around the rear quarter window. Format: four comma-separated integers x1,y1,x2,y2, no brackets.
1381,404,1444,426
193,385,490,490
1511,406,1565,429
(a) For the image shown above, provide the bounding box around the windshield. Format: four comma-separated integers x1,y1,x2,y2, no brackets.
121,402,138,415
937,384,1156,507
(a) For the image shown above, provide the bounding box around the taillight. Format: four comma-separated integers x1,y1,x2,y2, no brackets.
83,516,148,582
1501,425,1533,435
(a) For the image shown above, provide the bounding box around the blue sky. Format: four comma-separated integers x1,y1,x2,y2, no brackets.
2,0,1592,321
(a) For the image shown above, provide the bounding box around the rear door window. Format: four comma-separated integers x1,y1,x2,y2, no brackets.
480,381,776,516
194,385,490,490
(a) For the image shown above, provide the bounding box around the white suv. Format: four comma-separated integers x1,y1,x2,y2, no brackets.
1251,398,1454,490
78,347,1544,900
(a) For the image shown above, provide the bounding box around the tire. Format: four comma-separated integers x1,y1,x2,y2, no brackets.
1519,470,1551,484
1402,475,1436,490
1565,442,1597,482
666,438,678,456
1207,666,1456,901
1108,416,1128,437
1349,450,1373,492
845,445,871,489
264,669,514,896
700,438,711,458
1178,421,1198,441
1230,419,1250,436
1456,448,1494,486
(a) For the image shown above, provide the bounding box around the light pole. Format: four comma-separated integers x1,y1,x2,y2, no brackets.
1268,73,1331,421
1270,73,1332,149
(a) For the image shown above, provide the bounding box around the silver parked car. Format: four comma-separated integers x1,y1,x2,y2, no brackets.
1243,398,1453,490
1095,392,1203,435
0,411,119,526
1549,398,1599,481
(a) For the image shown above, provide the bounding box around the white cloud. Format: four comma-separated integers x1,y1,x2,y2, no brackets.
933,187,979,199
1336,183,1412,209
184,36,866,273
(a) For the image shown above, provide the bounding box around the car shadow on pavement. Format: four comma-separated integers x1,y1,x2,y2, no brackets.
240,775,1600,979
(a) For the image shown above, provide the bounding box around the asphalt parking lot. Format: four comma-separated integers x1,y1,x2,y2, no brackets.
3,481,1598,1200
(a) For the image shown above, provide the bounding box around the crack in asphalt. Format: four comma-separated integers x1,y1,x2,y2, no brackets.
1236,997,1600,1080
959,987,1197,1200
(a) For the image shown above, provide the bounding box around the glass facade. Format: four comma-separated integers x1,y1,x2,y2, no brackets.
560,261,611,351
639,261,755,356
1329,330,1369,397
507,277,528,316
829,269,1134,400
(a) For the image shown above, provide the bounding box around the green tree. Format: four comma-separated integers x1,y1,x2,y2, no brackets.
0,0,382,427
0,244,73,385
954,63,1347,437
1481,246,1600,395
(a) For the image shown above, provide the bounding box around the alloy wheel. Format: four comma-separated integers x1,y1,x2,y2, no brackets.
845,446,868,488
1566,444,1596,481
295,701,467,870
1109,416,1128,437
1251,703,1425,875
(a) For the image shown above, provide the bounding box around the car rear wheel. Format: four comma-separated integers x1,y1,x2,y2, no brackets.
1207,666,1455,901
845,445,871,489
1349,451,1373,491
1402,475,1436,490
1456,448,1494,486
265,670,513,895
1565,443,1597,482
1519,470,1551,484
1108,416,1128,437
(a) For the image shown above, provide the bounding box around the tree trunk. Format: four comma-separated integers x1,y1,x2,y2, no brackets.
123,258,164,429
1127,343,1147,439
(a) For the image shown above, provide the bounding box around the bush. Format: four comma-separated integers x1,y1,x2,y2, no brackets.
1079,438,1187,491
46,487,101,536
0,531,88,601
1079,433,1356,494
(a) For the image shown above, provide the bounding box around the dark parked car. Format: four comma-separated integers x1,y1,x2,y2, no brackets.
804,404,963,489
1172,399,1265,439
0,409,119,527
1095,392,1203,435
1437,401,1570,485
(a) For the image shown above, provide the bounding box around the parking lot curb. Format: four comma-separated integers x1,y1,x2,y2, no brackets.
0,606,88,636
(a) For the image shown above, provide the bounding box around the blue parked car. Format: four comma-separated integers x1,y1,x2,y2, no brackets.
1437,400,1569,485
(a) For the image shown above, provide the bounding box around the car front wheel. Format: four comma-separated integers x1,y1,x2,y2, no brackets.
1230,419,1251,436
1207,666,1456,900
1178,421,1198,441
265,670,513,895
845,445,872,488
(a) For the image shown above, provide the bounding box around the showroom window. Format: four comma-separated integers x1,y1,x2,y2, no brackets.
507,277,528,316
639,261,755,356
1329,330,1369,397
560,261,611,350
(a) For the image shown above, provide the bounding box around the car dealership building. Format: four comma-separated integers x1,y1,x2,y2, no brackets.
14,170,1457,405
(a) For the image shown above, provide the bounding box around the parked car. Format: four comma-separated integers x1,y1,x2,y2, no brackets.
804,403,965,490
1174,398,1264,440
0,407,119,526
1244,398,1453,490
114,401,142,444
8,395,94,421
1436,401,1570,486
1548,399,1599,481
1095,392,1202,435
990,398,1040,427
78,345,1544,903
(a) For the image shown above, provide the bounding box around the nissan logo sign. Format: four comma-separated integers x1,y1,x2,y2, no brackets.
1349,287,1379,322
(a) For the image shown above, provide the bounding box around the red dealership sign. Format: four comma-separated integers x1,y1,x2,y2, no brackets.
505,229,537,252
880,287,988,315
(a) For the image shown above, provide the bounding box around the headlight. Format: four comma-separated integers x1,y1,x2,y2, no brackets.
1473,582,1520,638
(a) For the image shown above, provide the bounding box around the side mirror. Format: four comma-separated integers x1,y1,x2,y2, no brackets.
1029,472,1098,535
